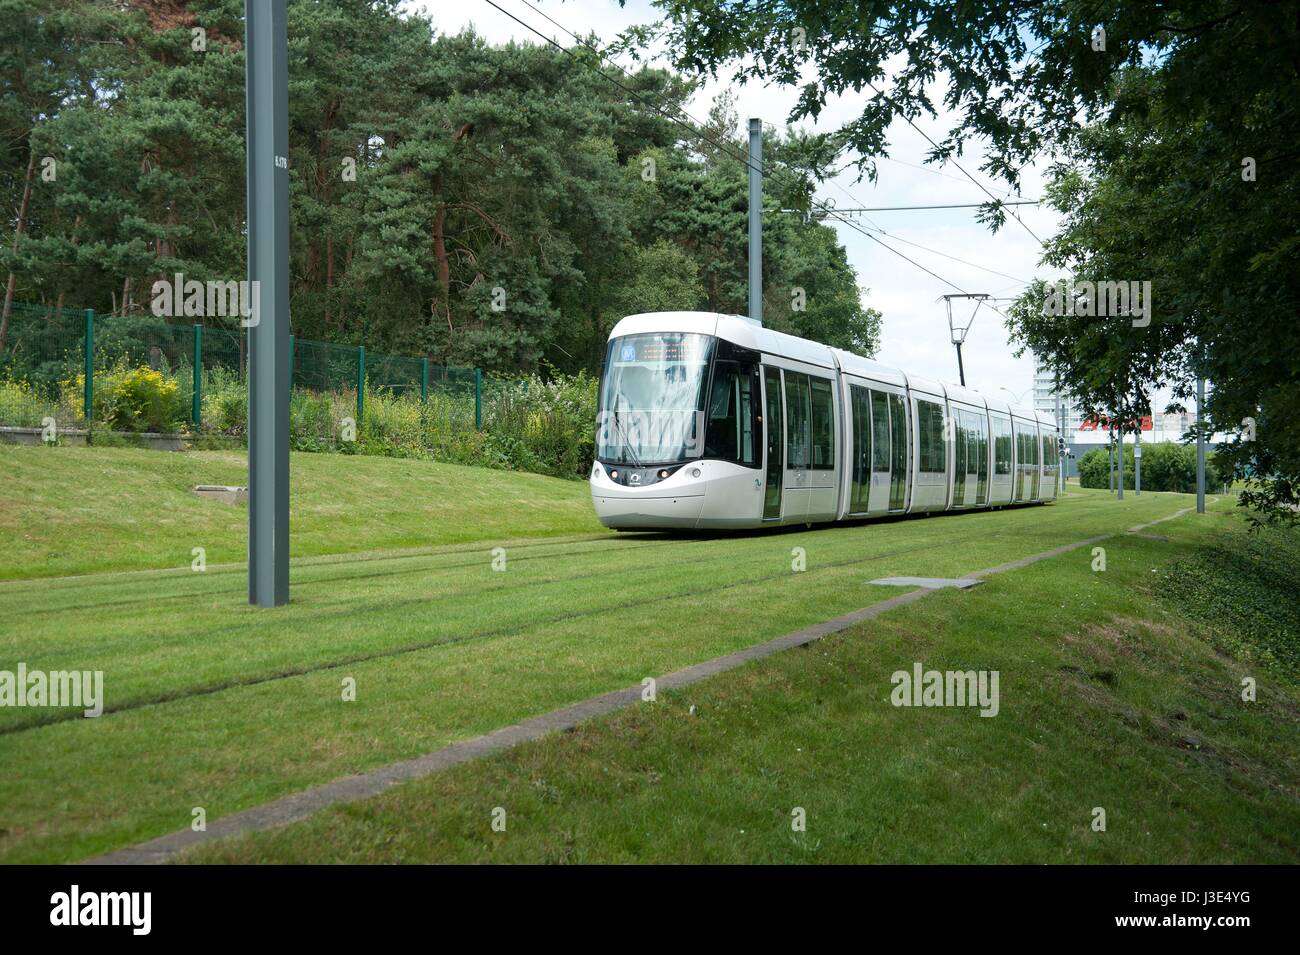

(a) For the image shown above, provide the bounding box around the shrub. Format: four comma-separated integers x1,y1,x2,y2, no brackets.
1077,441,1226,493
290,388,341,450
0,378,55,429
7,357,599,481
485,370,597,478
73,363,186,433
202,366,247,436
1139,442,1196,492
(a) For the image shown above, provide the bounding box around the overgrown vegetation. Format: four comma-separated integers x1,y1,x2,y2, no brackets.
1158,520,1300,680
196,366,598,479
2,340,598,478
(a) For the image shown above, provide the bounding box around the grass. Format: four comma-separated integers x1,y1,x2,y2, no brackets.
183,508,1300,864
0,445,604,579
0,444,1294,864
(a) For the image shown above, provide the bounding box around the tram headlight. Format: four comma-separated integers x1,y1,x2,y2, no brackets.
609,469,619,480
657,469,669,480
691,467,701,478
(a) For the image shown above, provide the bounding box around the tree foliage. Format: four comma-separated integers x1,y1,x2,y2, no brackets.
0,0,878,376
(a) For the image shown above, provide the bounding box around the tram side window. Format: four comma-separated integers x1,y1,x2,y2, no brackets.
917,399,946,474
810,377,835,469
785,371,811,468
871,391,891,471
704,360,760,466
993,418,1013,474
1015,428,1038,470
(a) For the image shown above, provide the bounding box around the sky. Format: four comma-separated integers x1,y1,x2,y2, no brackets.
412,0,1068,404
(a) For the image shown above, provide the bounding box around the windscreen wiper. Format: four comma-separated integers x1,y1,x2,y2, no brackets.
610,404,643,469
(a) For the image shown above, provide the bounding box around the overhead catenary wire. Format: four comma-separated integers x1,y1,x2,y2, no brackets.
862,80,1045,245
498,0,1032,300
480,0,1022,307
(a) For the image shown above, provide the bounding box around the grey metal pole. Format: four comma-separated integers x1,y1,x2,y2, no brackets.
748,117,762,324
1196,375,1206,513
1108,419,1115,492
1117,421,1124,499
1134,416,1142,495
246,0,290,607
1055,394,1063,492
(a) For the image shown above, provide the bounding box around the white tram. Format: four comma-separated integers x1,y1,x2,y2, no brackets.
590,311,1061,530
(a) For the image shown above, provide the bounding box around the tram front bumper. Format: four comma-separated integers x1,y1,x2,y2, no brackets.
589,462,705,529
590,489,705,528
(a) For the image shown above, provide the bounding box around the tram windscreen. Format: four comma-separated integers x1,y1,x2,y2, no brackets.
598,333,715,465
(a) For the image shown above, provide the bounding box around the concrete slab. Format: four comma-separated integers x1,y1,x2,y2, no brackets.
868,576,984,589
195,485,249,504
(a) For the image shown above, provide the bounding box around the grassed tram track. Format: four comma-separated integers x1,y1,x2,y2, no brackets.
0,539,952,733
9,499,1121,671
8,496,1115,613
0,491,1197,863
2,499,1122,735
6,497,1102,650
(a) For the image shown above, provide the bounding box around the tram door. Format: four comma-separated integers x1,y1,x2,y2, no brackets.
762,366,783,520
1030,424,1042,499
888,393,909,511
848,385,871,514
782,371,813,522
867,389,892,513
953,412,968,507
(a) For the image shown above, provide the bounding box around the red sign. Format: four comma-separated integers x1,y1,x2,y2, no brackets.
1079,415,1152,431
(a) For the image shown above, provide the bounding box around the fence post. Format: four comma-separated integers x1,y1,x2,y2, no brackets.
288,333,294,404
192,324,203,427
420,358,429,404
474,367,482,430
356,345,365,426
82,309,94,425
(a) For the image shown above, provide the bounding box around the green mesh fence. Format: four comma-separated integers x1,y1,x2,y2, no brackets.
0,303,87,431
0,304,484,446
366,349,422,401
291,337,355,395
